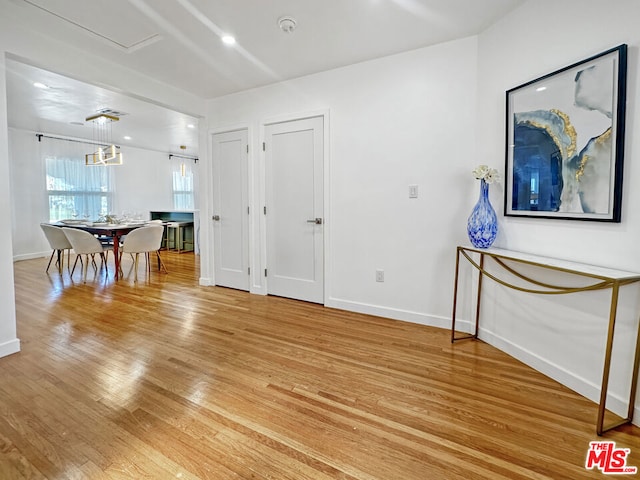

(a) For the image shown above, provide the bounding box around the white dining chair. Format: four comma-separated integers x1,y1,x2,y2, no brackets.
62,227,110,283
146,219,166,248
40,223,73,274
119,225,167,281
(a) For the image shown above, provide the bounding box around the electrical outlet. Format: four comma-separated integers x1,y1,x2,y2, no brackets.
376,269,384,282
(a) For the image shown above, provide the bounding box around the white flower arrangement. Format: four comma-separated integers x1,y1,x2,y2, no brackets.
472,165,500,184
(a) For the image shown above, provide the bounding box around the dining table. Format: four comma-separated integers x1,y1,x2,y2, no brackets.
54,221,148,279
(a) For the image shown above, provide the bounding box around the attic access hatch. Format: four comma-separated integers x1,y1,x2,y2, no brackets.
21,0,162,52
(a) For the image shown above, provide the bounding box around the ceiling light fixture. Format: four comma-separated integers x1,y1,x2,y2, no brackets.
278,16,297,34
180,145,187,177
222,35,236,45
169,145,199,177
33,82,49,89
85,113,123,166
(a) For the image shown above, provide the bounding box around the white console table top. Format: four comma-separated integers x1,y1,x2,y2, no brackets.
461,245,640,281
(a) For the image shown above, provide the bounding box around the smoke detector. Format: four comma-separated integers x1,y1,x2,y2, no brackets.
278,16,297,33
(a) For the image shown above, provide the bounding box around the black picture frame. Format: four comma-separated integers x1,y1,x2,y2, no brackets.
504,44,627,222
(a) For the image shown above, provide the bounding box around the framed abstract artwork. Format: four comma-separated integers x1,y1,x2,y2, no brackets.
504,44,627,222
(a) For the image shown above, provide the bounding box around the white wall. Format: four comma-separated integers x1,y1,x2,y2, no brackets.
0,55,19,358
9,128,181,260
204,36,480,327
112,145,178,215
476,0,640,418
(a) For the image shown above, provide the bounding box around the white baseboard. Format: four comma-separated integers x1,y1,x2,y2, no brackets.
0,338,20,358
325,296,463,330
199,278,266,296
14,251,49,262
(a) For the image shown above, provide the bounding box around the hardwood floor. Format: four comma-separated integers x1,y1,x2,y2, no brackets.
3,252,640,479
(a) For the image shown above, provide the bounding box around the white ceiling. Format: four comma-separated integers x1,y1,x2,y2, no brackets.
6,58,200,155
4,0,524,153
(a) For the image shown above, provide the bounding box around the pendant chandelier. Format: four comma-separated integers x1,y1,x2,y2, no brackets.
85,113,123,166
180,145,187,177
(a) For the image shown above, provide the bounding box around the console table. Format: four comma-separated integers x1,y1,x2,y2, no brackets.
450,245,640,435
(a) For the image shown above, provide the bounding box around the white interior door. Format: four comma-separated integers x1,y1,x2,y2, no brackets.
265,116,324,303
212,130,249,291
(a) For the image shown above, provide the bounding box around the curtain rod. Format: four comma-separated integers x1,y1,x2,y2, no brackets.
36,133,198,161
35,133,120,149
169,153,199,163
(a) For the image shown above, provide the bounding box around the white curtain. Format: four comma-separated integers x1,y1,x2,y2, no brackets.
171,156,195,210
43,137,113,221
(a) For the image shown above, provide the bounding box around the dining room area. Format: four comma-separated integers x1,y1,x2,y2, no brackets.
40,219,170,283
6,58,201,273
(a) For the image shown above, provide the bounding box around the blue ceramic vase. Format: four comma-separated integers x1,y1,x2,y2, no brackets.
467,179,497,248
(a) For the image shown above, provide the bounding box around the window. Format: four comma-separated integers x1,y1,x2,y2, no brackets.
44,140,113,222
171,158,194,210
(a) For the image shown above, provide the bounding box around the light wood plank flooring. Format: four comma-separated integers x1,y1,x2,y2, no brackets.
2,252,640,479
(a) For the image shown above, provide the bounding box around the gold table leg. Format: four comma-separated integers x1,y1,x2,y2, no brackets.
451,247,481,343
597,281,640,435
451,247,462,342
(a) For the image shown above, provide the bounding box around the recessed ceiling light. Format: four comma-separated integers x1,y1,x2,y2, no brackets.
124,136,132,140
69,121,84,126
187,124,195,129
536,86,547,92
221,35,236,45
33,82,49,89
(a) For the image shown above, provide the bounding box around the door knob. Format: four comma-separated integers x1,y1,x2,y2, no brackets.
212,215,220,221
306,218,323,225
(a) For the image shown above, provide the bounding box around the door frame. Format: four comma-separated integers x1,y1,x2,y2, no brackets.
259,109,330,304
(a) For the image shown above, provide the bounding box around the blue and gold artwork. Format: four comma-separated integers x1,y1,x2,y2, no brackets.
506,45,626,221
